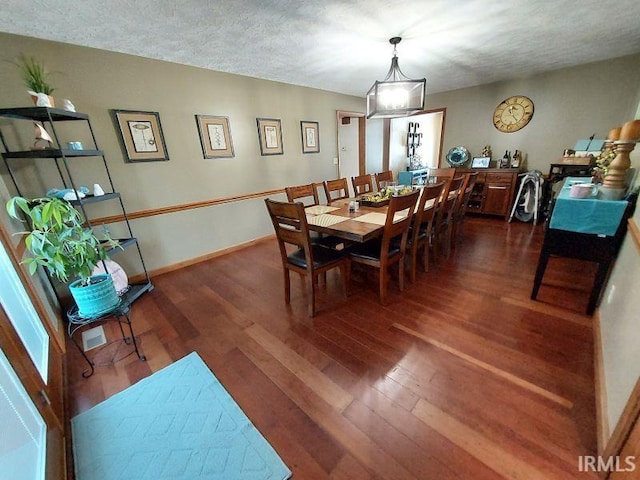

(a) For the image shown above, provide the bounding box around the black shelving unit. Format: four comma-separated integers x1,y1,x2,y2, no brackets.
0,106,153,310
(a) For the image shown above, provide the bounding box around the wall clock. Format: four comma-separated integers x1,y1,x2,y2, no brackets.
493,95,534,133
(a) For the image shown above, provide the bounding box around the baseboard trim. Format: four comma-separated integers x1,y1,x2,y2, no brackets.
594,310,610,454
129,234,274,282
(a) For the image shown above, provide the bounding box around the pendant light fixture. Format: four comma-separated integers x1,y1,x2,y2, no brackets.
366,37,426,119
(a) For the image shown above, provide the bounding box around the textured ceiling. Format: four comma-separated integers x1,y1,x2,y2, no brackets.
2,0,640,97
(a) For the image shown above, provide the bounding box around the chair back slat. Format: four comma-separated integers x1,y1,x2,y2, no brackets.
382,190,420,250
285,184,319,206
323,178,350,203
374,170,394,190
427,168,456,202
351,174,374,195
414,182,445,233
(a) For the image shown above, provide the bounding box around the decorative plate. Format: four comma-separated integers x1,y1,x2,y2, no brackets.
446,146,469,167
92,259,129,295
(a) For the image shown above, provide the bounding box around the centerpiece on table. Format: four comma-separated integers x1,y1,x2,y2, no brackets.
358,185,414,207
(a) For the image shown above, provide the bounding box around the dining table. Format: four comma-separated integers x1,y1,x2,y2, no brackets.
305,193,437,244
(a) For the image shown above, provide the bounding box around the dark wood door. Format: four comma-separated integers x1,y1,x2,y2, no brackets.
0,307,66,479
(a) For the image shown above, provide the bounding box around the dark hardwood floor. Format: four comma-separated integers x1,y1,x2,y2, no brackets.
66,216,601,479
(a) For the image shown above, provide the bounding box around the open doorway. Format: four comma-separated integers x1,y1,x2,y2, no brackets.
389,108,446,173
336,111,365,182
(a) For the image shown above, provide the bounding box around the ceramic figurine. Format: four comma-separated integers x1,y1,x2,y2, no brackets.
93,183,105,196
33,122,53,149
62,98,76,112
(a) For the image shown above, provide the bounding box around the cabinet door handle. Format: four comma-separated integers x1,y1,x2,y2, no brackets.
488,186,507,190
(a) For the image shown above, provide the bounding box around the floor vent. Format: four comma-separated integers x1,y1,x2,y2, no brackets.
82,326,107,352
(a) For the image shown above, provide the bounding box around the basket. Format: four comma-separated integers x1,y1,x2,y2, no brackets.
358,196,390,207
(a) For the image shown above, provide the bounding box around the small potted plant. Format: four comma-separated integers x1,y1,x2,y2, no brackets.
6,196,122,317
16,54,55,107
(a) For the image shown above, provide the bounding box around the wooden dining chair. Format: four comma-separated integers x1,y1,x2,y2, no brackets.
433,175,466,260
349,190,419,305
406,182,445,282
351,174,374,196
265,198,350,317
427,168,456,200
374,170,394,190
451,172,478,246
285,183,320,206
323,178,350,204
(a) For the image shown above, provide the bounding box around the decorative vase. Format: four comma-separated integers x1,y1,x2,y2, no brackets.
29,92,55,108
69,274,120,318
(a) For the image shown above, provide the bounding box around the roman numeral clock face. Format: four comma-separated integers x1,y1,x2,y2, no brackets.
493,95,534,132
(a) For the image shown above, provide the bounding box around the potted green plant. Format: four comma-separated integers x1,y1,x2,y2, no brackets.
15,54,55,107
6,196,122,317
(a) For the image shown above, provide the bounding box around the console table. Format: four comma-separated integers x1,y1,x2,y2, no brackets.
531,178,633,314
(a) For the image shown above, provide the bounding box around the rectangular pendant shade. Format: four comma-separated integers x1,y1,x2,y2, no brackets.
366,78,426,119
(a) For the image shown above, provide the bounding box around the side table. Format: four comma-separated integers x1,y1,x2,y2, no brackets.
67,302,146,378
531,178,634,314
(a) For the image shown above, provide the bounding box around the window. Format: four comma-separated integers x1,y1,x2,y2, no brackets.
0,242,49,383
0,348,46,479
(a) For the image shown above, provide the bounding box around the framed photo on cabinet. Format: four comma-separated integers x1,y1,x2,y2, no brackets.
471,156,491,168
256,118,283,156
111,110,169,162
195,115,234,158
300,121,319,154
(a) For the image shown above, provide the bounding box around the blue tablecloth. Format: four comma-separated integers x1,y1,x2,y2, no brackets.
549,177,628,236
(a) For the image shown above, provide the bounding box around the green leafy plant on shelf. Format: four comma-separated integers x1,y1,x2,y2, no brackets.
6,196,120,286
15,54,55,95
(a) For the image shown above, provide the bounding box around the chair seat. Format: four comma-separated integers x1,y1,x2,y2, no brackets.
313,234,349,250
405,227,427,246
350,239,401,262
288,244,348,269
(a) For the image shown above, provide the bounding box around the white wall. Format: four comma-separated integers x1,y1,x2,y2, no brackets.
389,111,444,175
365,119,384,174
598,103,640,441
337,120,359,188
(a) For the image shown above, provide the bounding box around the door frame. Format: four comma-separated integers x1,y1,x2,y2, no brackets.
0,222,67,478
336,110,366,176
385,107,447,168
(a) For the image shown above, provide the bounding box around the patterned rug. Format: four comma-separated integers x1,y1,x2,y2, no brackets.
71,352,291,479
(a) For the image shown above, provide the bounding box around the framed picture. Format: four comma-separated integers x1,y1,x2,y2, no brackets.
256,118,283,156
111,110,169,162
195,115,234,158
300,121,319,154
471,156,491,168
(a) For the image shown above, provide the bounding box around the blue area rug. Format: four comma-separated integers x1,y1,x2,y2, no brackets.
71,352,292,480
